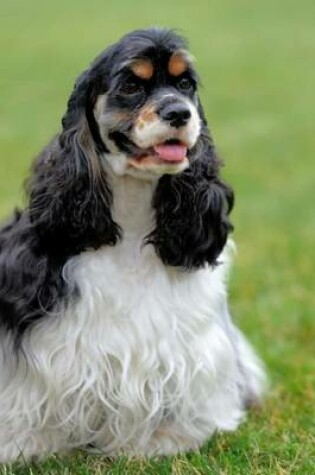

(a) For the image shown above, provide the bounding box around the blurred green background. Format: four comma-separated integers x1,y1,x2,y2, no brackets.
0,0,314,473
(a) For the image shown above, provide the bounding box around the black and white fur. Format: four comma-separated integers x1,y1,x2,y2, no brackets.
0,28,266,463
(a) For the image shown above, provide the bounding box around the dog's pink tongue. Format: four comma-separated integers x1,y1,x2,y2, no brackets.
154,143,187,162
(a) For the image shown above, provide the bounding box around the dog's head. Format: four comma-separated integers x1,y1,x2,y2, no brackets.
29,28,233,269
64,28,204,179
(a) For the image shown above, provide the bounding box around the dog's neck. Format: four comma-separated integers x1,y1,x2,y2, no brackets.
105,166,158,239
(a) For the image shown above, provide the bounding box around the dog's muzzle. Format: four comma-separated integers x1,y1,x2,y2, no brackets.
157,103,192,128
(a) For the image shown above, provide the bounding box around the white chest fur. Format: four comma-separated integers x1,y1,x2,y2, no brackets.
32,239,239,455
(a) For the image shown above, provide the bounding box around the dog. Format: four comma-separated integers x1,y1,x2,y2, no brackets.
0,28,266,463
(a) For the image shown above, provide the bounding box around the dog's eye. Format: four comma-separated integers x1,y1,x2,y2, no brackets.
121,80,142,95
177,77,193,91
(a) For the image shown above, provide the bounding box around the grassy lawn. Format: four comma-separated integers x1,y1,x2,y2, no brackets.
0,0,314,473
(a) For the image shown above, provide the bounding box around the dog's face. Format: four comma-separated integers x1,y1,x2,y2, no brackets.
92,30,201,179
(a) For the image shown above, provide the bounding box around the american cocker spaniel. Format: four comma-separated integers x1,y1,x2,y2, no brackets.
0,28,266,463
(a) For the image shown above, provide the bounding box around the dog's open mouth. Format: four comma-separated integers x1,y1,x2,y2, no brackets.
130,139,188,168
107,132,189,170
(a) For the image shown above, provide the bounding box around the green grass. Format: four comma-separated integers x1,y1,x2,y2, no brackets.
0,0,314,473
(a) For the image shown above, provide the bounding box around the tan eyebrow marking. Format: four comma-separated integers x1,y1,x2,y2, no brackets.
168,51,189,77
130,59,154,80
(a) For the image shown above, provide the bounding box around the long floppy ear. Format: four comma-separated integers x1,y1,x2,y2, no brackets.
147,100,234,270
28,69,121,257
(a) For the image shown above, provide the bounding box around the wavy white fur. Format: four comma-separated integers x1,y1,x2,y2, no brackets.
0,168,266,463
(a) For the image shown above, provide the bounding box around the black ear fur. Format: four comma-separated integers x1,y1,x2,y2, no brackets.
28,70,121,258
147,104,234,270
0,212,65,336
0,68,121,337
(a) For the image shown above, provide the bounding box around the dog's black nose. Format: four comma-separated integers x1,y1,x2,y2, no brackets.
159,104,191,128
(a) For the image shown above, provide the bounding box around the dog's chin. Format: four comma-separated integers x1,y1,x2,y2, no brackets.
129,154,189,173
